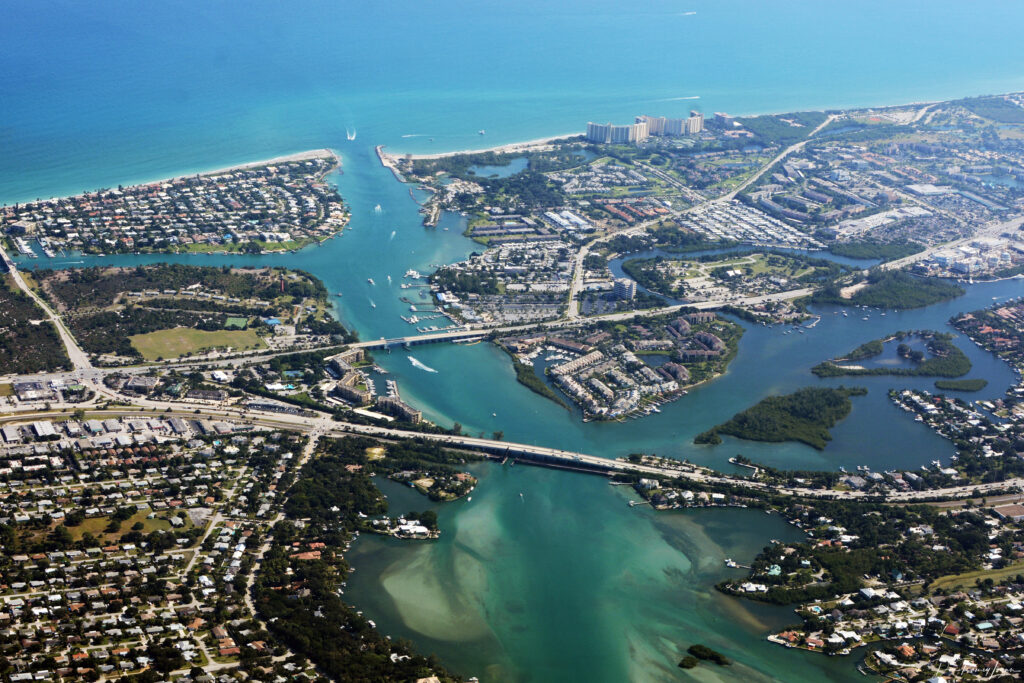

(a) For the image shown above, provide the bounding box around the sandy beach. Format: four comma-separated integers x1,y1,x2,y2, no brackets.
387,133,582,161
29,149,340,204
191,148,338,178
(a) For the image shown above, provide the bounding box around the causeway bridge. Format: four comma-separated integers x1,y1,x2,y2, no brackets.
350,329,489,350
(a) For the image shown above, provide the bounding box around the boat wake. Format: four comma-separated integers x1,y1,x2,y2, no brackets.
346,128,357,141
389,230,396,241
677,11,697,16
656,95,700,102
401,134,425,138
408,356,438,373
373,204,382,214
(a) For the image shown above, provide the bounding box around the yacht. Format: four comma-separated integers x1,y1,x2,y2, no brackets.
367,278,375,285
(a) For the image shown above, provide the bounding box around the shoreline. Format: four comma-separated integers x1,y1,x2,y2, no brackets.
6,149,340,206
382,90,1024,162
384,133,582,161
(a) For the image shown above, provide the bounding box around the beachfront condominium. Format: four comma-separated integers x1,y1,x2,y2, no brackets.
586,120,649,144
685,110,704,134
635,110,704,137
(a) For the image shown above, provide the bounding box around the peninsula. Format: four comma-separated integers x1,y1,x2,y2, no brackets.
1,150,349,257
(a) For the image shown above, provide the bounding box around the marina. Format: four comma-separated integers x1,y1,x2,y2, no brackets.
5,1,1024,680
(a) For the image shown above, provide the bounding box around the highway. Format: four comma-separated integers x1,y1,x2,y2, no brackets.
6,401,1020,505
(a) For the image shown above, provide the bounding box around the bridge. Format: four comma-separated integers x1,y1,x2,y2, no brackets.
350,328,490,350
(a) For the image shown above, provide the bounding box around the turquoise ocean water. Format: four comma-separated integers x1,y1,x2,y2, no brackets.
4,1,1024,680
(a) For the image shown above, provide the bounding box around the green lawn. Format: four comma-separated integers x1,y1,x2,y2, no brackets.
928,561,1024,593
66,509,190,542
130,327,265,360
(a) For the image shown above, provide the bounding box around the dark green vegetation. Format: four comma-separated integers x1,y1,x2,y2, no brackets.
695,386,867,450
813,332,971,379
621,256,679,296
503,349,568,410
686,644,731,666
409,145,585,178
828,239,924,262
935,378,988,392
734,111,827,145
430,268,500,295
33,264,349,359
37,263,325,309
813,270,963,310
411,149,571,211
606,220,732,254
842,339,883,361
956,95,1024,123
0,275,69,373
678,656,698,669
256,436,466,682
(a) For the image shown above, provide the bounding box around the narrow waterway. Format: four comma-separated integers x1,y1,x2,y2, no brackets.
15,145,1022,683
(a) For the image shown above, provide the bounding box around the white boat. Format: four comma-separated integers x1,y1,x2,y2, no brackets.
367,278,375,285
478,129,486,135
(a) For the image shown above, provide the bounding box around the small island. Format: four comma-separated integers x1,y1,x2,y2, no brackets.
695,386,867,450
679,643,731,669
812,330,971,379
934,378,988,392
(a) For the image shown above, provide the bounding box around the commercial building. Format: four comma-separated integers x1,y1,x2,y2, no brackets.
613,278,637,300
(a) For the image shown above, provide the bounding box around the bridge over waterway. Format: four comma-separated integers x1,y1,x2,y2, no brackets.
350,329,490,350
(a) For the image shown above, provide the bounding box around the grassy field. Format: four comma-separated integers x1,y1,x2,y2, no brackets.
928,561,1024,593
66,509,191,542
0,383,12,397
130,327,265,360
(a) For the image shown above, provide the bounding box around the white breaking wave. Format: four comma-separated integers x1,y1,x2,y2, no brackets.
408,356,438,373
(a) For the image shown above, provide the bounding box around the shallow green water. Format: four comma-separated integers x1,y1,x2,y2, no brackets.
347,466,865,682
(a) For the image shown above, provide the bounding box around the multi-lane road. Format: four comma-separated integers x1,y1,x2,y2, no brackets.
5,400,1018,505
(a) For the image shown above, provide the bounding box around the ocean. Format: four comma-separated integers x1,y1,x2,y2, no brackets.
4,1,1024,680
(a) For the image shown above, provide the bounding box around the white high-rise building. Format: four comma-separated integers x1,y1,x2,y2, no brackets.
685,110,704,134
586,122,613,143
588,121,649,144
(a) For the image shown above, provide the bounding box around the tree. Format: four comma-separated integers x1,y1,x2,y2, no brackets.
492,431,504,441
